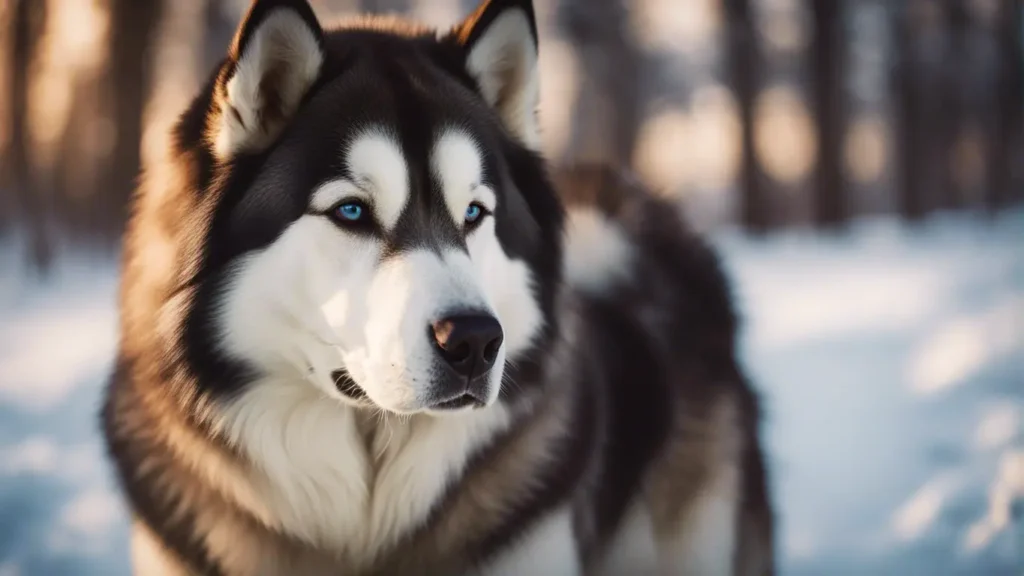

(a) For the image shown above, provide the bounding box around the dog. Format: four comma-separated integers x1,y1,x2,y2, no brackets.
101,0,774,573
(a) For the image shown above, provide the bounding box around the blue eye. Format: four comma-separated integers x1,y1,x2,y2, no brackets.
334,201,365,222
465,203,485,224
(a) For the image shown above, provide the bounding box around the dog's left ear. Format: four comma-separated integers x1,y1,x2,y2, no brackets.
210,0,325,159
448,0,540,149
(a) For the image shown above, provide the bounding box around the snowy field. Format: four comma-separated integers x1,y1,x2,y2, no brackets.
0,208,1021,575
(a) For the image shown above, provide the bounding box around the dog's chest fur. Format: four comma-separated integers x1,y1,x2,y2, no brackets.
216,380,514,566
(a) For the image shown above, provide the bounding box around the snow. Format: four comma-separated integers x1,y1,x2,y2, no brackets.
0,208,1021,574
718,209,1024,575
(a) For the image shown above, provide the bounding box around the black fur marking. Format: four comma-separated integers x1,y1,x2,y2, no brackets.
580,295,674,549
493,143,564,398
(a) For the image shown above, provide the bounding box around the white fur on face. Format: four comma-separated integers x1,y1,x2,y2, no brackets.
431,130,497,222
341,129,410,229
433,129,544,359
465,216,543,359
331,247,501,413
218,128,548,414
216,212,378,400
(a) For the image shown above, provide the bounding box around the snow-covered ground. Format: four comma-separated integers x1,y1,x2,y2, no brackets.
1,208,1021,575
719,209,1024,575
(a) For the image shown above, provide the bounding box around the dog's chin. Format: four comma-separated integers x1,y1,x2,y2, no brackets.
422,403,490,417
329,369,497,416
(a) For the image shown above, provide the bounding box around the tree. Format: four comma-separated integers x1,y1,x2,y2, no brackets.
724,0,769,232
810,0,846,228
558,0,645,168
894,1,930,221
940,0,972,210
8,0,51,270
99,0,164,240
989,0,1023,209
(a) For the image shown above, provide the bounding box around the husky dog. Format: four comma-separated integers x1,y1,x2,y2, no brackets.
101,0,774,574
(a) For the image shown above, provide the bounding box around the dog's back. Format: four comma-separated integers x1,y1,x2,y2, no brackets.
555,164,775,575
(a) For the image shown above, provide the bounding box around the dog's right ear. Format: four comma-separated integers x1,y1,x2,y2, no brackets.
209,0,325,159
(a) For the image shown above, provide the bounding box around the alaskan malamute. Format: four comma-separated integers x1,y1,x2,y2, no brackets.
102,0,774,573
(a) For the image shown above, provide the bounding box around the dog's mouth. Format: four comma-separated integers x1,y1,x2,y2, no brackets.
331,369,368,403
330,369,488,412
430,393,484,411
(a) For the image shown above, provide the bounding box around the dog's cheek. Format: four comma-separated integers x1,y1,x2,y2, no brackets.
468,228,543,358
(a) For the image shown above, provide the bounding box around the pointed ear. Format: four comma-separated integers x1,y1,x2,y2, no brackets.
209,0,324,159
449,0,540,149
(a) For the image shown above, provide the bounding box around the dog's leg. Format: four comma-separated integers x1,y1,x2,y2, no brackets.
644,393,746,576
652,474,740,576
473,506,581,576
593,501,661,576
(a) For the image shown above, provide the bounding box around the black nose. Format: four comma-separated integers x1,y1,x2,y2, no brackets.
431,313,504,379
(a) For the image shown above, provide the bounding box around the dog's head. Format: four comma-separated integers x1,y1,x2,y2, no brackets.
161,0,562,415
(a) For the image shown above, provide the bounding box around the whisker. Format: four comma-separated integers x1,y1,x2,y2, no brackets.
374,410,389,459
500,371,523,395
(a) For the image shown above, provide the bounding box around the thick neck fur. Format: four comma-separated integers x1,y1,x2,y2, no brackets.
212,375,515,562
109,360,519,572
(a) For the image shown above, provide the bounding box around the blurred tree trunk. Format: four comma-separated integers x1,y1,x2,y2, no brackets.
0,5,11,231
940,0,971,210
559,0,644,168
99,0,163,242
810,0,846,228
989,0,1023,209
204,0,237,72
894,2,930,221
724,0,769,233
9,0,52,270
51,73,101,242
